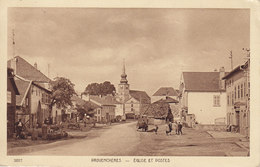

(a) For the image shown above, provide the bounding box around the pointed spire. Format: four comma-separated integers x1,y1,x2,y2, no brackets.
123,58,126,74
120,58,128,84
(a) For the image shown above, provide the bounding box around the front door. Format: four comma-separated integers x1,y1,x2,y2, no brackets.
235,111,240,132
106,113,110,123
36,101,42,127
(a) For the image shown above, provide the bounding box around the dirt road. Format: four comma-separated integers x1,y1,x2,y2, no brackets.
24,122,140,156
19,121,248,156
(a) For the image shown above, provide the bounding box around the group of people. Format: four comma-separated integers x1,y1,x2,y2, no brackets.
165,121,183,136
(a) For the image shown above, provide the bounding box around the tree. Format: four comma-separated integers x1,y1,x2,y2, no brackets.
84,81,115,96
76,102,96,119
50,77,76,109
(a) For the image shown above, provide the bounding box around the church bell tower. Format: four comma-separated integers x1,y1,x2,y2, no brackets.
117,59,130,103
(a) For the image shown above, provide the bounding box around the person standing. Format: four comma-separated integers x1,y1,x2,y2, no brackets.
15,119,23,139
168,121,173,135
165,123,170,135
154,125,159,134
177,122,183,135
173,122,178,134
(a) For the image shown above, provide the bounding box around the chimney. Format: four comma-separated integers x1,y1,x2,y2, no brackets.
10,57,17,75
219,67,225,89
34,62,37,69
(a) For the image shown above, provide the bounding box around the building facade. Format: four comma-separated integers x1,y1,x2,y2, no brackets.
179,67,227,125
89,95,116,123
223,60,250,136
7,68,20,138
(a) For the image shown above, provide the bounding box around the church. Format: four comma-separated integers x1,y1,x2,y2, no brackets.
116,62,151,119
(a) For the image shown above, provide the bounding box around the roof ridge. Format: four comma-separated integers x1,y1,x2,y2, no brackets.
13,56,51,82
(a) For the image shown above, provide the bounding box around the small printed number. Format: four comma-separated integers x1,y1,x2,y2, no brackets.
14,159,22,162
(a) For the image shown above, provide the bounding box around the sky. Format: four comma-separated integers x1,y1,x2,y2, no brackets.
7,8,250,96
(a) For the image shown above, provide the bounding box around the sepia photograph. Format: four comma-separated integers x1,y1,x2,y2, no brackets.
6,7,251,156
1,1,260,166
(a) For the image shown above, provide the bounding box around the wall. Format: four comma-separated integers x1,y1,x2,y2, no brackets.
188,92,226,124
115,103,123,116
225,70,249,136
30,85,51,126
193,124,226,131
101,105,116,122
226,74,248,126
7,77,17,137
125,97,140,115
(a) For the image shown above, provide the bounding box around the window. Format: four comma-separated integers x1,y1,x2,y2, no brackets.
238,85,240,99
213,95,220,107
7,91,11,103
234,86,236,100
227,95,229,105
241,84,243,98
26,97,29,106
42,93,44,103
244,82,246,96
131,104,133,107
232,92,234,105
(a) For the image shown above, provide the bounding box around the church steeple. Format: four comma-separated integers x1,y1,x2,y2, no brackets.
120,59,128,84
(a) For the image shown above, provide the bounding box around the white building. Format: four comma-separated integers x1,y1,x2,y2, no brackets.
179,67,227,124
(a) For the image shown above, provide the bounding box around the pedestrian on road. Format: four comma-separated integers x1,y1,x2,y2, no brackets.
15,119,23,139
154,125,158,134
165,123,170,135
173,122,178,134
177,122,183,135
168,121,173,134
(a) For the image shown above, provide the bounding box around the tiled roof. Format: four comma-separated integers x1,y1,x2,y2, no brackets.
71,95,101,109
223,61,249,79
7,56,51,82
84,101,101,109
142,101,169,118
71,95,86,106
153,87,178,96
14,77,31,106
89,95,116,106
182,72,228,92
129,90,151,104
154,96,179,103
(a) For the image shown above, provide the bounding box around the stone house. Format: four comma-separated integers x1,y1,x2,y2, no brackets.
222,60,250,136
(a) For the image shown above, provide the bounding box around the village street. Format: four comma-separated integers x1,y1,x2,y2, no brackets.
9,121,249,156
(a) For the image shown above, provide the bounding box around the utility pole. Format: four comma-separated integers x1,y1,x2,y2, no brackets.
12,29,16,58
229,50,233,70
48,64,50,78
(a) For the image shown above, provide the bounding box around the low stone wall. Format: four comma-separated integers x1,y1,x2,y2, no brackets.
193,124,226,131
